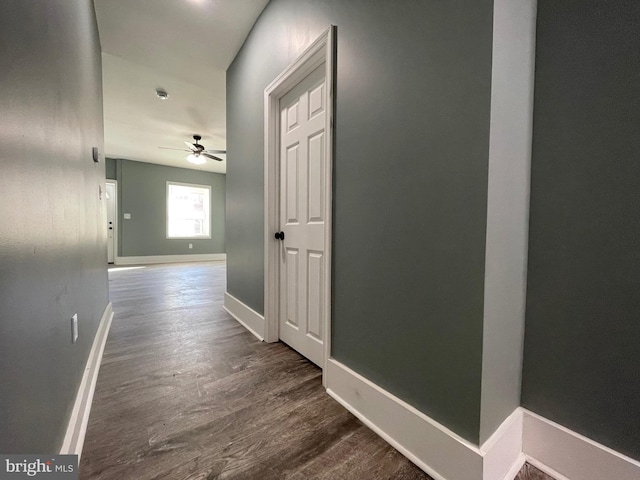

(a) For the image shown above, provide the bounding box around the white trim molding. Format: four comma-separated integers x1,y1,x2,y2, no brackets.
263,26,336,382
115,253,226,265
522,409,640,480
60,302,113,460
325,359,524,480
223,292,265,341
325,360,640,480
480,408,525,480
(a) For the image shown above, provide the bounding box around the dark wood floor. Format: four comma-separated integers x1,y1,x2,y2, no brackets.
79,262,553,480
516,463,555,480
79,262,429,479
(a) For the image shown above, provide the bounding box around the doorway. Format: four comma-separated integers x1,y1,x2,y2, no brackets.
105,180,117,264
264,27,335,376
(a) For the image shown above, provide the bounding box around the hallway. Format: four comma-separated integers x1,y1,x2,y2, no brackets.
79,262,431,479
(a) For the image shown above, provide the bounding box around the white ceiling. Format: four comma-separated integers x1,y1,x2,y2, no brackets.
94,0,269,174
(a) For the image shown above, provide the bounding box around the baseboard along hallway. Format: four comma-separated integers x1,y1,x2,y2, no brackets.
79,262,549,480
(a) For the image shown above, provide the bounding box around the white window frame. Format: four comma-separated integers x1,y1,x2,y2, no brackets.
166,181,212,239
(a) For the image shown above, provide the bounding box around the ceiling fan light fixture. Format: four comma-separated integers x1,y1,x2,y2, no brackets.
187,153,206,165
155,88,169,100
158,136,226,164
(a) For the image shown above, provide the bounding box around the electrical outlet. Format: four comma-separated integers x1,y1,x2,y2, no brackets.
124,213,131,219
71,314,78,343
189,243,193,249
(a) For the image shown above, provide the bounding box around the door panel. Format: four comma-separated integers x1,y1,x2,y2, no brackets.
286,144,300,224
278,64,326,367
307,251,323,340
309,82,325,118
286,248,299,327
307,132,325,223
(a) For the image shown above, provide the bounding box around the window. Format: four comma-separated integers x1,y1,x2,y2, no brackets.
166,182,211,239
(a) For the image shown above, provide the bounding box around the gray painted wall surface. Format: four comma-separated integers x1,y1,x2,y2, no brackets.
227,0,494,443
105,157,117,180
0,0,109,452
522,0,640,460
479,0,536,444
113,159,225,257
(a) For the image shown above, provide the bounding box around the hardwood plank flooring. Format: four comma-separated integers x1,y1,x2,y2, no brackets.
80,262,551,480
79,262,431,480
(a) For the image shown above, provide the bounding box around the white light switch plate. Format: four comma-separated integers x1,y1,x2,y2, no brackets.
124,213,131,219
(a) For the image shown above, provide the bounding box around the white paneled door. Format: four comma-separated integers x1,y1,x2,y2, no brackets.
106,181,117,264
277,64,327,367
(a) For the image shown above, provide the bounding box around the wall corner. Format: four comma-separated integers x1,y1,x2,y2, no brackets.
479,0,537,444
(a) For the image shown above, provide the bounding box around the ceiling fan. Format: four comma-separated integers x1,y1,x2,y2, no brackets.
159,135,226,164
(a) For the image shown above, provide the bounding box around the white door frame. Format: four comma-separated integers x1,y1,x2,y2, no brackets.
264,26,335,380
105,180,118,264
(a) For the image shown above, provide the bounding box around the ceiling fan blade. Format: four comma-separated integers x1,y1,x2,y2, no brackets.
201,152,223,161
158,146,191,152
203,149,226,154
184,141,198,152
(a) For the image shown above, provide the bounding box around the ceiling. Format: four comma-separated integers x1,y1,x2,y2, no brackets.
94,0,270,174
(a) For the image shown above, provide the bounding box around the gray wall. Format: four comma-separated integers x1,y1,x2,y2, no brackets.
110,159,225,257
0,0,109,452
105,156,117,180
227,0,494,443
522,0,640,461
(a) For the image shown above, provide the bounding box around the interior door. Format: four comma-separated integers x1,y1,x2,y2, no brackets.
106,181,116,264
278,64,327,367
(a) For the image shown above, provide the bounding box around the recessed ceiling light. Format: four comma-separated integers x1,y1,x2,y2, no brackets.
155,88,169,100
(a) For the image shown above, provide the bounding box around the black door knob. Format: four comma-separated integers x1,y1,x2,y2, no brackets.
274,231,285,240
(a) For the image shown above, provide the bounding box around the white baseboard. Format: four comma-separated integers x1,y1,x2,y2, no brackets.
522,408,640,480
502,454,527,480
481,408,524,480
326,359,524,480
325,359,640,480
115,253,226,265
223,292,265,341
60,302,113,460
